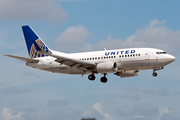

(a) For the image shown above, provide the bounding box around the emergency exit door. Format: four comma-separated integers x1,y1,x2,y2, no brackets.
145,50,150,60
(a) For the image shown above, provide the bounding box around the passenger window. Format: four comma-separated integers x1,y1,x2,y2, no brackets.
104,57,106,59
111,56,113,58
98,57,100,59
125,55,127,57
101,57,103,59
138,54,140,56
87,58,89,60
82,58,84,60
122,55,124,57
128,55,129,57
92,58,94,60
114,56,116,58
119,55,121,58
95,57,97,60
106,56,108,59
130,54,132,57
133,54,135,57
90,58,91,60
109,56,111,58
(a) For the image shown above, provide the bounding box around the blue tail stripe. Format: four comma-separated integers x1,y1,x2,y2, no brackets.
22,26,39,56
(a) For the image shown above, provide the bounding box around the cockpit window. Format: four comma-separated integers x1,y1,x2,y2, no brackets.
156,52,167,54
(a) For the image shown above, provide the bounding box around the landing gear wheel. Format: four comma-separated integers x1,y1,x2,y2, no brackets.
88,74,95,81
152,72,157,77
100,77,107,83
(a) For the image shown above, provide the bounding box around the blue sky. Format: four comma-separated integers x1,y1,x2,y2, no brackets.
1,0,180,120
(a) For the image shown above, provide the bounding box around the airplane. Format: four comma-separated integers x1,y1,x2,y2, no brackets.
5,25,176,83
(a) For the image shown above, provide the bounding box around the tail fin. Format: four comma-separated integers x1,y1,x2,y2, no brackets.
22,25,52,58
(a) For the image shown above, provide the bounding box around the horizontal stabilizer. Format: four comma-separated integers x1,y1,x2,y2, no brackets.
5,55,39,62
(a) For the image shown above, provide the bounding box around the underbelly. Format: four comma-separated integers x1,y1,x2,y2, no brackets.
43,67,90,74
117,59,160,71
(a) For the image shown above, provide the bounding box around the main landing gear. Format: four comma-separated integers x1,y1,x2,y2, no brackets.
88,73,108,83
100,73,108,83
88,74,95,81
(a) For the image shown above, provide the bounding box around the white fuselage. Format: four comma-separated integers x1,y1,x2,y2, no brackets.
26,48,175,75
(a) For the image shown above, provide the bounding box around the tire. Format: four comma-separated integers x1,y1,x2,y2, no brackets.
152,72,157,77
100,77,107,83
88,74,95,81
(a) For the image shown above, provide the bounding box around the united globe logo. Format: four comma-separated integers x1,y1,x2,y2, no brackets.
30,39,52,58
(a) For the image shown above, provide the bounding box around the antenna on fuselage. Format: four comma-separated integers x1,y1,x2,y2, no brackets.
104,48,107,51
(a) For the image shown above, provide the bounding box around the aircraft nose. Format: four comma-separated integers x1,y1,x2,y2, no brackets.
168,54,175,63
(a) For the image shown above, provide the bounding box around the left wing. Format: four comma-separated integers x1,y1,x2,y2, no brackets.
33,40,96,71
43,50,96,71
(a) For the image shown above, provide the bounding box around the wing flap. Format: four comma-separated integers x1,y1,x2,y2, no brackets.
5,55,39,62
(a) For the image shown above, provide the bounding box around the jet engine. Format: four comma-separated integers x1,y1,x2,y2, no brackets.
97,62,117,73
114,70,139,78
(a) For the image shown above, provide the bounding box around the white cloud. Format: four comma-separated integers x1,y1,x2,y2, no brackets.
56,0,92,1
2,86,32,94
87,19,180,53
133,103,159,117
1,108,24,120
55,25,91,52
120,92,140,101
47,99,69,106
56,25,91,44
115,104,180,120
116,103,159,119
124,85,138,92
115,106,132,117
93,103,113,120
0,0,68,23
142,87,168,96
55,19,180,53
159,108,170,116
82,108,104,119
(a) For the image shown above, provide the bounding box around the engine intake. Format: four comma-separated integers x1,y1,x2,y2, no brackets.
97,62,117,73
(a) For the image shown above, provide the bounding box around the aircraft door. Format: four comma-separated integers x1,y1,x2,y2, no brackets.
145,50,150,60
156,57,158,63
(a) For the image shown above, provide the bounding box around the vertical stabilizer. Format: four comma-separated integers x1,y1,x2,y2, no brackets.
22,25,52,58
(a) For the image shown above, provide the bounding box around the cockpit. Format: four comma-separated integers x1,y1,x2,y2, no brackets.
156,52,167,54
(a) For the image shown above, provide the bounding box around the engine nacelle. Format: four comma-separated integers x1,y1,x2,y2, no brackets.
115,70,139,78
97,62,117,73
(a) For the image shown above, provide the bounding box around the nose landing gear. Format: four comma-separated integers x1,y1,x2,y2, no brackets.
152,72,157,77
152,70,157,77
152,66,164,77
